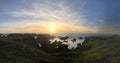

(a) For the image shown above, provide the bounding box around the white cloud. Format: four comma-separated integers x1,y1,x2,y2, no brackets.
8,0,98,33
98,19,106,24
11,0,87,25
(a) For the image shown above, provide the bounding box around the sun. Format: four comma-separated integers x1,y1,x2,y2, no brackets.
49,25,56,34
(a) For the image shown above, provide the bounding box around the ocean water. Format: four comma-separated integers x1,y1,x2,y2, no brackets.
49,33,88,50
0,33,119,50
49,33,119,50
54,33,119,37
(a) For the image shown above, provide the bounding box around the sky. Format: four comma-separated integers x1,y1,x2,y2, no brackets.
0,0,120,34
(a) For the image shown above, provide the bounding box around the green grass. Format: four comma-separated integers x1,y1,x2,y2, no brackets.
0,34,120,63
82,36,120,63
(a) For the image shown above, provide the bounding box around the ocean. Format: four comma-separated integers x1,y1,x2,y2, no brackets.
54,33,119,38
49,33,119,50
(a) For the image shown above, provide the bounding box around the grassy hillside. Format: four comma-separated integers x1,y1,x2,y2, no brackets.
0,34,120,63
83,36,120,63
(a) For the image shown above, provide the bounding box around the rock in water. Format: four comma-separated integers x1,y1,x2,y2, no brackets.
38,43,41,47
34,36,37,39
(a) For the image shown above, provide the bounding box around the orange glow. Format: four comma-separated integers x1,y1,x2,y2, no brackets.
49,25,56,34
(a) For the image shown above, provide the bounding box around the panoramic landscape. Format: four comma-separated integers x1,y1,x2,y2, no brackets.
0,0,120,63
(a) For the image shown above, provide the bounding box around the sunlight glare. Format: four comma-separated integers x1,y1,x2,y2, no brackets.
49,25,56,34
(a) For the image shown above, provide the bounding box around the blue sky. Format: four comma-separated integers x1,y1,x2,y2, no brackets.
0,0,120,34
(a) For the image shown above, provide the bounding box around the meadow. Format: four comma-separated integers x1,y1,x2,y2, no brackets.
0,34,120,63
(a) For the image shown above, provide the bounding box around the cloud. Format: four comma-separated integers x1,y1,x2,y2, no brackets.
7,0,97,33
98,19,106,24
11,0,87,25
1,0,120,34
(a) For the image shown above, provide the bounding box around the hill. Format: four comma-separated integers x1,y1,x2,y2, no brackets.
0,34,120,63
